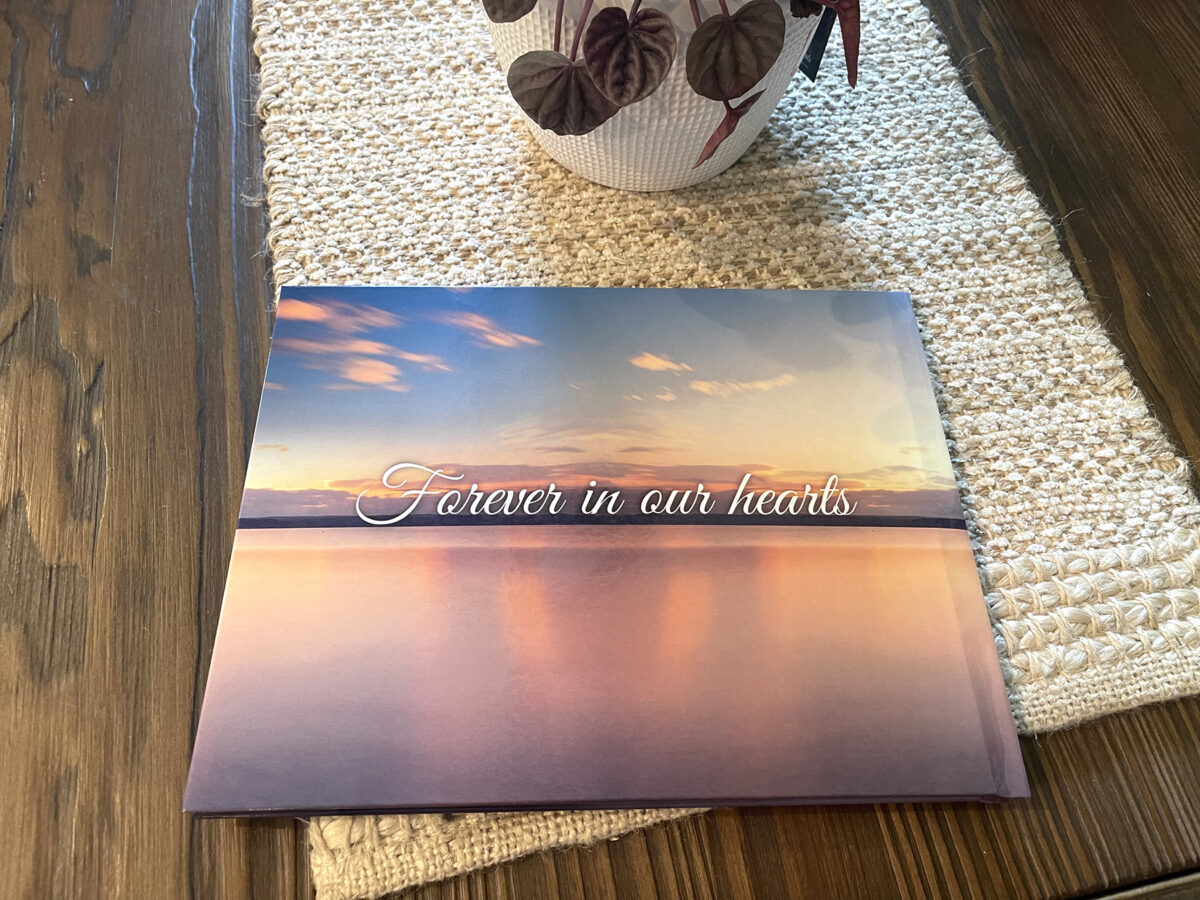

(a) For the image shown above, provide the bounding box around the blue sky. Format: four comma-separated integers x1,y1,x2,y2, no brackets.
242,286,961,518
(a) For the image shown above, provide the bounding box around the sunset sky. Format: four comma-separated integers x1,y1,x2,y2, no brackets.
241,287,961,519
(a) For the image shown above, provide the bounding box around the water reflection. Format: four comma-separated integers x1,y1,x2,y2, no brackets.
186,525,1026,812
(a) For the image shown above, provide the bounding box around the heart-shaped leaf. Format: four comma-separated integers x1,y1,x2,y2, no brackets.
482,0,537,24
790,0,822,16
507,50,620,136
686,0,785,101
582,7,677,107
694,90,763,168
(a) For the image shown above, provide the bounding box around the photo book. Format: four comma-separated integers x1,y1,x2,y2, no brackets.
185,286,1028,815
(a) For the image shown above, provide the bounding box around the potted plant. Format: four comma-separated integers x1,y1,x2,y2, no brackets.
484,0,860,190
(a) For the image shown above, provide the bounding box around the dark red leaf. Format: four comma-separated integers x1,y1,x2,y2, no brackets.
482,0,537,24
507,50,620,136
583,7,678,107
685,0,785,101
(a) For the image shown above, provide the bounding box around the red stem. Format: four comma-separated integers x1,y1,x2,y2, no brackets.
553,0,565,53
569,0,595,60
717,0,729,13
629,0,644,16
688,0,704,28
814,0,861,87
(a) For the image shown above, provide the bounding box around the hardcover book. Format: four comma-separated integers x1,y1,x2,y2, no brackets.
185,286,1028,815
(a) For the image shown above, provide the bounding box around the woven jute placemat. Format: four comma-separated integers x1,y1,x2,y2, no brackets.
249,0,1200,896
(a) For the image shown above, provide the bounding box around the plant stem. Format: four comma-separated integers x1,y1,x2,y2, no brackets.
569,0,595,60
553,0,566,53
717,0,729,13
629,0,643,16
688,0,704,28
814,0,860,87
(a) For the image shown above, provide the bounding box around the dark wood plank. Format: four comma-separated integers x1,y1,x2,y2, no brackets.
0,0,306,897
922,0,1200,483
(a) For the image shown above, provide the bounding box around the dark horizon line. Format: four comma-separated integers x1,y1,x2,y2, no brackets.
236,514,968,530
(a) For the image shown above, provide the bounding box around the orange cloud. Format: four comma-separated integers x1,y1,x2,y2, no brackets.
275,336,450,371
277,298,400,334
689,373,797,398
341,358,399,384
276,298,326,322
338,357,408,391
431,310,540,348
394,350,452,372
275,336,388,355
630,352,692,373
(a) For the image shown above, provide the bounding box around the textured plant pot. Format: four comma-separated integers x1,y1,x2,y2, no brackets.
488,0,823,191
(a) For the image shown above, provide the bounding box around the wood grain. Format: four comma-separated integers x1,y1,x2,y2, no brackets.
922,0,1200,484
1,0,1198,898
0,0,302,897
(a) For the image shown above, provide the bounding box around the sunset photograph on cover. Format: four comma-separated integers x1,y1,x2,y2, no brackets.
186,286,1027,814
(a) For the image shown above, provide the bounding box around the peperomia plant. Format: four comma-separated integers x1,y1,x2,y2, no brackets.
486,0,861,167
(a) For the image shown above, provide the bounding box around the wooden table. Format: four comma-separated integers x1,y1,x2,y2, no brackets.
3,0,1198,897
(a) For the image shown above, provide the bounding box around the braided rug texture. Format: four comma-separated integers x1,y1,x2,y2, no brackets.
250,0,1200,896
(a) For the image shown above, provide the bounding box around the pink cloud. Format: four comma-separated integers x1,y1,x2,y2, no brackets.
316,357,409,392
277,298,400,334
275,336,393,356
689,373,797,398
338,357,407,390
275,298,327,323
275,336,451,372
430,310,540,348
394,350,452,372
630,352,691,373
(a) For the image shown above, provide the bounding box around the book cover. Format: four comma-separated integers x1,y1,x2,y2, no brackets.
185,286,1027,815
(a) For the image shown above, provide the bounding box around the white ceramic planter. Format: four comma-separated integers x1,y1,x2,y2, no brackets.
488,0,823,191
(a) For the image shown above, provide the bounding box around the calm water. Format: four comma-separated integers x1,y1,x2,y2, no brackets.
186,526,1026,813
